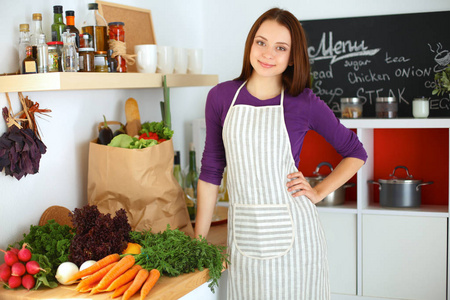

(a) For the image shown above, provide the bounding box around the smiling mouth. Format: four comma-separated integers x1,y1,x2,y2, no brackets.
259,60,274,68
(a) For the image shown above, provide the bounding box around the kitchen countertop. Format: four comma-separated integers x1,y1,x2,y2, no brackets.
0,223,227,300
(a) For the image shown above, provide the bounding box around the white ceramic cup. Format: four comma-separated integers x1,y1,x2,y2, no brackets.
173,47,188,74
134,44,157,73
157,46,174,74
187,48,203,74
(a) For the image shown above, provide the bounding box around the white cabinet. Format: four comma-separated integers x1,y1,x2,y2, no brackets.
362,214,447,300
316,118,450,300
318,212,357,295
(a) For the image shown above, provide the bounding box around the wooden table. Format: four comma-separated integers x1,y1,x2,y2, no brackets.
0,224,227,300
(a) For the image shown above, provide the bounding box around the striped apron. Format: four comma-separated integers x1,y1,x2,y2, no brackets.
223,82,330,300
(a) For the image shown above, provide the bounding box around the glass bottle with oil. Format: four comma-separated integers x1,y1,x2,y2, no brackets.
81,3,108,52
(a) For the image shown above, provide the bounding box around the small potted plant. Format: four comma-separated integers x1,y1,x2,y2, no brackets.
432,64,450,96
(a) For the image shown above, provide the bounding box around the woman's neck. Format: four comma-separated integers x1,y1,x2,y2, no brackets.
246,73,282,100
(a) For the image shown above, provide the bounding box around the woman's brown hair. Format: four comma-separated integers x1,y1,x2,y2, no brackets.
235,8,311,96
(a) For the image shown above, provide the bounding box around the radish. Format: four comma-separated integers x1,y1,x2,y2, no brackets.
0,263,11,282
8,275,21,289
8,248,19,255
18,244,32,262
10,262,26,277
0,249,19,266
26,260,45,275
22,274,35,290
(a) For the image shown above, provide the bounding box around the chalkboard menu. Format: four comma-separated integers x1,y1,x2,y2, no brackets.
301,11,450,118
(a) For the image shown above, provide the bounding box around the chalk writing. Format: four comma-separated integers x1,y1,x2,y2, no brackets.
348,70,390,84
344,59,371,71
394,67,432,78
308,32,381,65
385,52,410,64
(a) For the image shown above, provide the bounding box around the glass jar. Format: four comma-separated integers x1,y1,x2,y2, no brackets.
108,22,126,72
376,97,398,118
78,48,95,72
340,97,363,118
47,41,62,72
94,51,108,72
412,97,430,118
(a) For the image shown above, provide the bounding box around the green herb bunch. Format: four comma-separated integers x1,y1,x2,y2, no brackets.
433,64,450,96
130,226,228,293
11,219,74,288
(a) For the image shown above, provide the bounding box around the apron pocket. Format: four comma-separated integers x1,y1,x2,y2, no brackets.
233,204,294,259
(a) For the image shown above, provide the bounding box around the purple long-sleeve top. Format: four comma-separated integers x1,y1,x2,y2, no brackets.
199,80,368,186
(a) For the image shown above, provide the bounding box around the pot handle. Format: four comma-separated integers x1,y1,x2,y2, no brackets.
390,165,413,179
416,181,434,191
343,182,355,188
367,180,381,190
313,162,334,176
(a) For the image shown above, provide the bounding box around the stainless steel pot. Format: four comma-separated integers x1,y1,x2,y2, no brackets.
368,165,433,208
306,162,355,206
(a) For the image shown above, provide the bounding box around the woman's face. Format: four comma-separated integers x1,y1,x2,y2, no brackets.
250,19,292,79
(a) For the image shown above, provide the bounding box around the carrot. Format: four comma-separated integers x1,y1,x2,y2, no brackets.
76,262,118,292
78,280,100,293
90,254,136,294
111,281,133,298
122,268,149,300
140,269,160,300
104,264,142,292
67,253,120,283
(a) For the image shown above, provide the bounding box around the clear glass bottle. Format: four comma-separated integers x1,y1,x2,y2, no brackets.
51,5,66,42
61,30,78,72
18,24,31,74
173,151,184,189
30,13,45,59
37,33,48,73
81,3,108,52
65,10,80,48
23,46,37,74
184,143,198,221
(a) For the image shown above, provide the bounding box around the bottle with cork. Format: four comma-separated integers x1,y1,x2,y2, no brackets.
18,24,30,74
30,13,45,59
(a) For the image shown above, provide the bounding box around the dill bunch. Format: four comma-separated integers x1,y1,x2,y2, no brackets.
130,226,228,292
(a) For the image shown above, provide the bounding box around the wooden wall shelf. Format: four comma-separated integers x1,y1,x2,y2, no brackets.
0,73,219,93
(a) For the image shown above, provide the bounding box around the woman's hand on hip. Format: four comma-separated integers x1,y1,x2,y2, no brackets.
286,171,320,204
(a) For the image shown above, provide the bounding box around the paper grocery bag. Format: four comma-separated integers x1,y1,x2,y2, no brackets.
87,139,194,236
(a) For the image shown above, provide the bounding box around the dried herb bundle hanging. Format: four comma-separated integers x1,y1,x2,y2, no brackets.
0,93,50,180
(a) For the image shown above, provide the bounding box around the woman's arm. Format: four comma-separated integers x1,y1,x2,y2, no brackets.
194,179,220,238
287,157,364,204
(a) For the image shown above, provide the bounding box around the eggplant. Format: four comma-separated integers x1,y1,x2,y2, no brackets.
98,115,114,145
113,124,126,137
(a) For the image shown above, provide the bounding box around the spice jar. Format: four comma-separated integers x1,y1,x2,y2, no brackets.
78,48,95,72
376,97,398,118
412,97,430,118
94,51,108,72
340,97,363,118
108,22,126,72
47,41,63,72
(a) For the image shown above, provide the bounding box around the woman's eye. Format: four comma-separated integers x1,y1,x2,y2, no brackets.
277,46,286,51
256,40,265,46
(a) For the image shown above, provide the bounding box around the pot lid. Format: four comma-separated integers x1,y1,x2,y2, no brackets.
379,166,423,184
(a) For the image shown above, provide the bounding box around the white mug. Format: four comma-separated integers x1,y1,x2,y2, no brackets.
157,46,174,74
134,44,157,73
173,47,188,74
187,48,203,74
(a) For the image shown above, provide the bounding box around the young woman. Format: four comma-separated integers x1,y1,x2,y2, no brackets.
195,8,367,299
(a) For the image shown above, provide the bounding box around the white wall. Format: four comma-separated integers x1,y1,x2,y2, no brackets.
1,0,449,257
